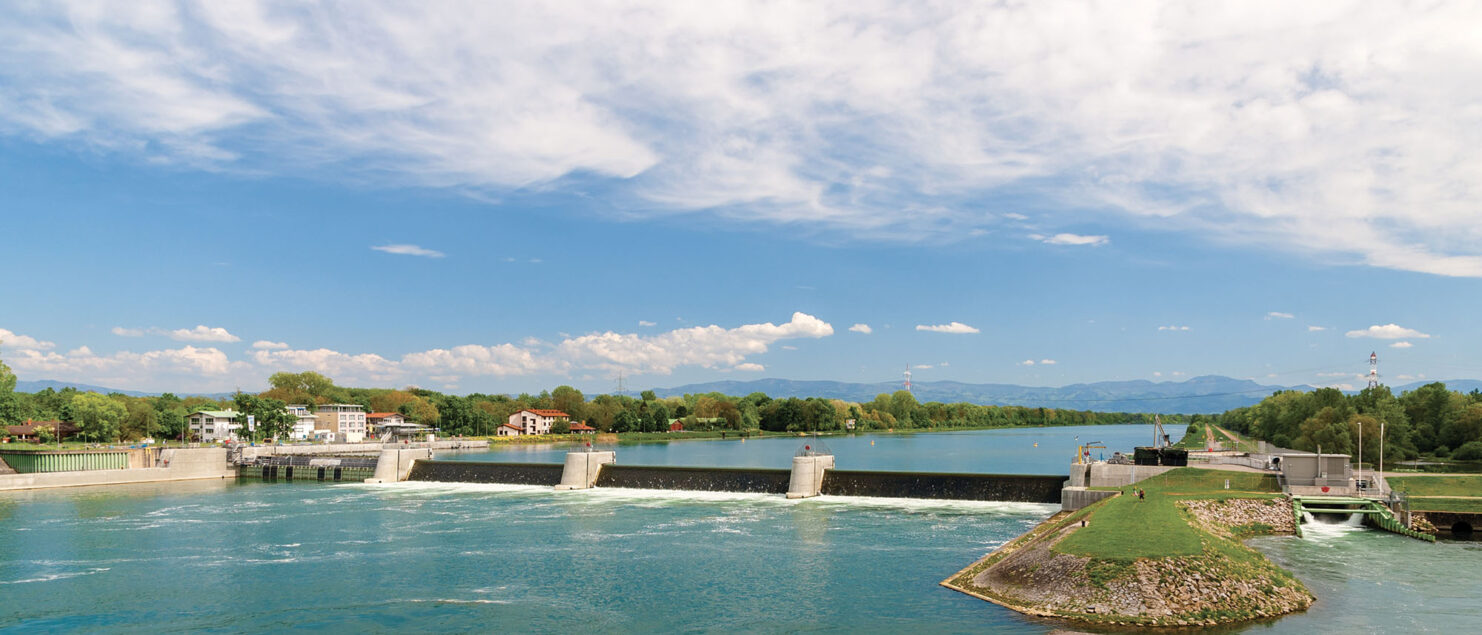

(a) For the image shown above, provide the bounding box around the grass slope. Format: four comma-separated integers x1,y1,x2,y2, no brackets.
1387,474,1482,497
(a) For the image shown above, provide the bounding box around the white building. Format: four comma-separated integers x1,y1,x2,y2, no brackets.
315,404,367,443
287,404,318,440
508,409,569,435
496,423,523,437
188,409,240,443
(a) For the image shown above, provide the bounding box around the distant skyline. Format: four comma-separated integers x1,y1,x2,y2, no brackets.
2,1,1479,395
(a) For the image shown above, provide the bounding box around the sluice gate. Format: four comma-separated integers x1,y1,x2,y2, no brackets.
405,460,1062,503
1293,495,1435,542
241,455,378,482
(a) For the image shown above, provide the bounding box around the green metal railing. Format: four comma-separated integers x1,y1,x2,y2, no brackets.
0,451,129,473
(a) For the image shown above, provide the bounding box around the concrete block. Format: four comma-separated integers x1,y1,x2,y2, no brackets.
787,454,835,499
556,451,616,490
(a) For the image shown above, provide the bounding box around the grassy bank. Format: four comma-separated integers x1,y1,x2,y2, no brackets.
947,468,1310,628
1387,474,1482,497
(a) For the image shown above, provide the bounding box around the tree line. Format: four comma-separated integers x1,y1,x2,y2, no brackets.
1203,383,1482,461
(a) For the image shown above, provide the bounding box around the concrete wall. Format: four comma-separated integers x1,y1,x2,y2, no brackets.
556,451,616,490
238,439,488,460
786,454,834,499
0,448,233,491
1061,487,1118,511
1087,463,1178,487
366,448,433,483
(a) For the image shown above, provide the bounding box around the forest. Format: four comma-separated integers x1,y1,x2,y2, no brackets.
1198,383,1482,461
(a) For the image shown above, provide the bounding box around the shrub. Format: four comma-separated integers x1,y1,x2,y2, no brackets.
1451,441,1482,462
1434,445,1452,458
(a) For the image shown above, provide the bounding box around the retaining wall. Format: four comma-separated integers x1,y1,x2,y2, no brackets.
407,460,565,486
0,448,233,491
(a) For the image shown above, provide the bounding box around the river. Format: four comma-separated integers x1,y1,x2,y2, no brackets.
1,424,1477,632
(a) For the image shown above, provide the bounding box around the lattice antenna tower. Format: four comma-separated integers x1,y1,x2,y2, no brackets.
1367,352,1379,389
614,371,627,395
903,364,913,394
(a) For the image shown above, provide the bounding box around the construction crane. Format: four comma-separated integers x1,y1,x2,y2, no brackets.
1074,441,1107,465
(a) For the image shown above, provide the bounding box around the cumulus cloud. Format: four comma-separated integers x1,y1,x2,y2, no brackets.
5,3,1482,276
916,322,980,334
1158,325,1191,331
0,328,55,351
1308,325,1327,332
252,340,289,350
1390,341,1413,349
169,325,241,343
848,323,873,334
1032,233,1109,246
371,244,445,258
734,363,765,372
1266,312,1294,319
1345,324,1431,339
555,312,832,375
6,345,238,378
1019,359,1036,366
111,327,144,337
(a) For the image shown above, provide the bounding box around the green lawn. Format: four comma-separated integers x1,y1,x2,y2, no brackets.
1408,497,1482,513
1388,475,1482,497
1055,468,1282,560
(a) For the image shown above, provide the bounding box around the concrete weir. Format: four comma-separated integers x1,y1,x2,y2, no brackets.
787,454,835,499
556,451,616,490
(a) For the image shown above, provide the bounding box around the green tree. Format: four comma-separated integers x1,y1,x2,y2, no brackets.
233,394,297,442
552,385,586,420
71,392,127,442
550,419,571,435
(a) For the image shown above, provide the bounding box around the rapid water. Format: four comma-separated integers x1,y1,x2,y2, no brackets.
2,425,1477,632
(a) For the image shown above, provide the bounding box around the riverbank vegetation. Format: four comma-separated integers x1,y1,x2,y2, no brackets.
0,362,1179,443
946,468,1310,628
1206,383,1482,462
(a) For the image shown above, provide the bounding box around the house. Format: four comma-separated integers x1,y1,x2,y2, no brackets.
5,420,79,442
569,422,596,434
286,405,318,440
508,409,569,435
188,410,240,443
314,404,367,443
668,420,685,432
496,423,523,437
366,412,407,437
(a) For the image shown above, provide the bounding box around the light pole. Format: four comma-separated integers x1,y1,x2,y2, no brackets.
1357,420,1363,493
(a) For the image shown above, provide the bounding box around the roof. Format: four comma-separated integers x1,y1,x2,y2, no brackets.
190,410,238,418
518,409,570,418
366,412,404,419
569,422,595,431
6,421,80,435
500,423,523,431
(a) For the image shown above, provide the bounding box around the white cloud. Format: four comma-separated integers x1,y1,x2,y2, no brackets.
734,363,765,372
1345,324,1431,340
1389,341,1413,349
1266,312,1294,319
0,328,55,351
848,323,873,334
111,326,144,337
1158,325,1191,331
1032,233,1109,247
638,320,657,327
7,345,238,379
169,325,241,343
253,347,404,383
371,244,445,258
916,322,980,334
1003,213,1028,221
1153,371,1162,377
1019,359,1035,366
252,340,289,350
5,3,1481,276
1308,325,1327,332
781,345,798,350
555,312,832,375
914,364,933,370
1040,359,1057,365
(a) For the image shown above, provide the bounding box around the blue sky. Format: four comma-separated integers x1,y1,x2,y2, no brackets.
1,1,1479,395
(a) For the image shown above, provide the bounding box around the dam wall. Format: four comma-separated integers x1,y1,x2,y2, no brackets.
821,470,1064,503
407,460,565,487
595,465,793,493
0,448,234,491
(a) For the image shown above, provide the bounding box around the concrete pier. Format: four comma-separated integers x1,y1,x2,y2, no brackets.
556,451,616,490
0,448,235,491
364,448,433,483
787,454,835,499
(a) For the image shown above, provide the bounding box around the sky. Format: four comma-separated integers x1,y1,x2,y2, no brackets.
1,1,1480,396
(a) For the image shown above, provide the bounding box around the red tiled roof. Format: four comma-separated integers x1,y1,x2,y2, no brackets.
569,422,595,431
521,409,570,417
500,423,523,430
367,412,402,419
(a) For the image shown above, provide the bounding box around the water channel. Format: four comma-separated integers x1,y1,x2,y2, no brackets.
1,424,1476,632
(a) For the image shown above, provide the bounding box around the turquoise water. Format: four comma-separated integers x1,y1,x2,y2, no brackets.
441,423,1164,474
2,425,1477,633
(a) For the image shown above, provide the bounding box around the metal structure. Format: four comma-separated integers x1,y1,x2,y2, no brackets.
903,364,912,393
1152,414,1167,448
1368,352,1380,389
1074,441,1106,465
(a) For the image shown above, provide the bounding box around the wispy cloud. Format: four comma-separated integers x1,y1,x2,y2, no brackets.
1390,341,1413,349
1345,324,1430,340
848,323,873,334
1019,359,1036,366
1266,312,1294,319
1039,359,1057,365
1031,233,1109,247
733,363,765,372
371,244,445,258
111,327,145,337
1307,325,1327,332
5,4,1481,276
1158,325,1191,332
916,322,980,334
638,320,656,327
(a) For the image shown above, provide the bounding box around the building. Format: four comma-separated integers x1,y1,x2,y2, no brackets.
569,422,596,434
286,405,318,440
188,410,240,443
508,409,569,435
5,420,80,442
366,412,406,437
668,420,685,432
315,404,367,443
1279,453,1355,494
496,423,523,437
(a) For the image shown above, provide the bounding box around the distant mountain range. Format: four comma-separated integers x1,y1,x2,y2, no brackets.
13,376,1480,415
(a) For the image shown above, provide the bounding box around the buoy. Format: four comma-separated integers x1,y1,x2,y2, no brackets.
870,440,875,446
1033,442,1038,448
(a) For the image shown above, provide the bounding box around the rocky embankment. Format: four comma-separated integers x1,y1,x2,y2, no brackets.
944,497,1313,628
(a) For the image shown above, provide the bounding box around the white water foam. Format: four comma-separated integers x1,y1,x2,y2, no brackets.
0,567,110,585
1301,511,1367,541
